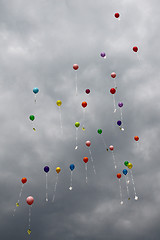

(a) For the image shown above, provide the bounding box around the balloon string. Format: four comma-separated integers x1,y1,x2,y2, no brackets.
113,95,116,113
130,170,138,200
137,53,141,63
101,135,107,149
58,107,63,135
69,171,73,190
75,71,78,96
112,152,117,169
114,79,117,89
29,206,31,229
125,175,130,199
83,108,86,129
85,163,88,184
52,174,59,203
34,95,36,103
75,128,78,149
120,108,123,122
120,108,124,131
89,148,96,175
118,179,123,205
13,184,24,216
46,173,48,202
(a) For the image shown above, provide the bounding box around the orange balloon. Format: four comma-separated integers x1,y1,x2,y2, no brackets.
82,101,87,108
134,136,139,141
117,173,121,179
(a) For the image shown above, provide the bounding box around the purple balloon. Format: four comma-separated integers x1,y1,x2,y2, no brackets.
44,166,49,173
118,102,123,108
100,52,106,58
117,120,122,126
85,89,90,94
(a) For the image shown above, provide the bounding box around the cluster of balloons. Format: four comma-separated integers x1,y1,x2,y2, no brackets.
16,10,141,236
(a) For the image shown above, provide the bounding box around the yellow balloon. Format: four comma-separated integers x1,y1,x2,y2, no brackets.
127,163,133,169
56,167,61,174
56,100,62,106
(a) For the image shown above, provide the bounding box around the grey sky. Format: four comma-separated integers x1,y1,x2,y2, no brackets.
0,0,160,239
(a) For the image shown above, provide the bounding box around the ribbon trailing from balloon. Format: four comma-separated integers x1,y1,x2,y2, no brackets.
26,196,34,235
13,177,27,216
44,166,49,202
52,167,61,203
56,100,63,135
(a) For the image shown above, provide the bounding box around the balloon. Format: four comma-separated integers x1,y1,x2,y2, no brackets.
114,13,120,18
109,145,114,151
100,52,106,58
117,173,121,179
85,89,90,94
86,141,91,147
117,120,122,126
110,88,116,94
83,157,88,163
97,129,102,134
33,88,39,94
21,177,27,184
111,72,116,78
123,169,128,175
56,167,61,174
29,115,35,121
124,161,129,166
118,102,123,107
73,64,79,70
56,100,62,106
134,136,139,141
82,101,87,108
75,122,80,127
26,196,34,205
128,163,133,169
70,164,75,171
133,46,138,52
44,166,49,173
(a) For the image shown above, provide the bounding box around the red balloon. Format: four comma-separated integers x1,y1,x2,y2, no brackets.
86,141,91,147
21,177,27,184
83,157,88,163
73,64,79,70
26,196,34,205
82,101,87,108
111,72,116,78
133,46,138,52
85,89,90,94
110,88,116,94
109,145,114,151
114,13,120,18
117,173,121,179
134,136,139,141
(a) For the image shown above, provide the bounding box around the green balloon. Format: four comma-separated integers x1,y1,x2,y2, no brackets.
97,129,102,134
29,115,35,121
124,161,129,166
75,122,80,127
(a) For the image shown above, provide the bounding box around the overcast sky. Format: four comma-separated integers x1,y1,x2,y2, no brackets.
0,0,160,239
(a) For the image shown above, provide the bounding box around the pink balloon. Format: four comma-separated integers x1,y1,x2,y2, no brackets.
26,196,34,205
109,145,114,151
111,72,116,78
86,141,91,147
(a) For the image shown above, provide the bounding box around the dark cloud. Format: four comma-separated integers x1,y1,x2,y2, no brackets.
0,0,159,239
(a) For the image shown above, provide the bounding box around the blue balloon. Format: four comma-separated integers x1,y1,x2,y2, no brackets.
123,169,128,175
70,164,75,171
44,166,49,173
33,87,39,94
117,120,122,126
